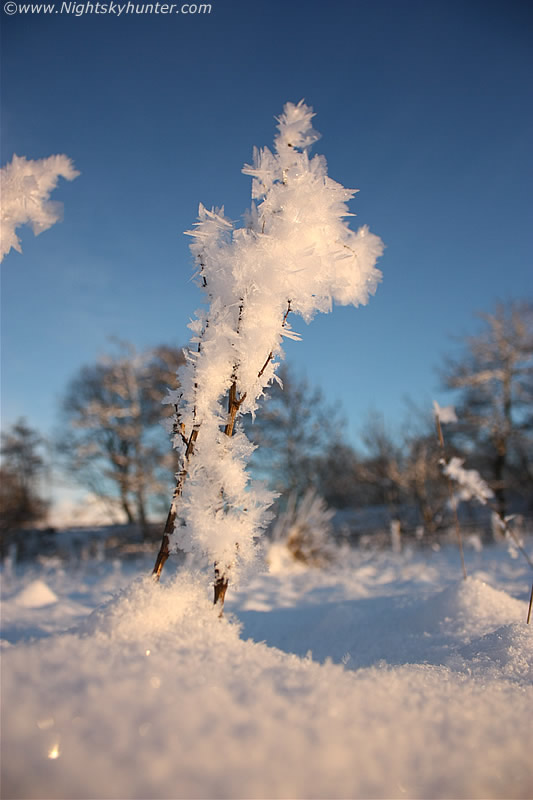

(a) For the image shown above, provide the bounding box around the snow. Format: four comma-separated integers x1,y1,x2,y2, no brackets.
13,579,59,608
1,541,532,799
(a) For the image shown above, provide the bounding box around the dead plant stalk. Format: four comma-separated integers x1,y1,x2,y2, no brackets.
435,414,467,580
153,300,292,614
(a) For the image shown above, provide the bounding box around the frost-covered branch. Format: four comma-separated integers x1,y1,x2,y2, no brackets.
154,101,383,606
491,512,533,570
433,401,467,578
1,154,79,261
441,457,494,506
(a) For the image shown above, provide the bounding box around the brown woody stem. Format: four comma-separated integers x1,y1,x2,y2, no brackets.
152,427,199,580
257,300,292,379
214,563,229,615
154,299,293,598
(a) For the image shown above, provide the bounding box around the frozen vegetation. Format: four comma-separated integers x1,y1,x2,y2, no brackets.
1,537,532,799
156,101,383,592
0,154,79,261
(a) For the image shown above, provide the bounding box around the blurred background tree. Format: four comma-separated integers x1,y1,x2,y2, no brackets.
442,301,533,517
244,299,533,540
0,419,49,553
57,341,184,535
3,299,528,554
244,364,345,504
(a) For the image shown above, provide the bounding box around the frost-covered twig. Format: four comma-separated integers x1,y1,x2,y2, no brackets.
153,323,208,579
152,426,199,580
257,301,292,379
434,403,467,579
434,401,533,581
441,457,494,506
490,512,533,571
153,101,383,608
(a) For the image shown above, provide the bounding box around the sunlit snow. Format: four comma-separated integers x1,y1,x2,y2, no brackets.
1,540,531,799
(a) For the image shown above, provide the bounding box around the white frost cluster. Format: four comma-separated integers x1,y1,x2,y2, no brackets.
442,456,494,506
0,154,79,262
433,401,457,424
166,101,383,579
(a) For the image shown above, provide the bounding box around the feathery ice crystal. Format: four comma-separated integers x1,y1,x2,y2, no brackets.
0,154,79,262
163,101,383,583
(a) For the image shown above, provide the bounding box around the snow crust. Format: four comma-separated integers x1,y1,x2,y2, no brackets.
1,546,531,799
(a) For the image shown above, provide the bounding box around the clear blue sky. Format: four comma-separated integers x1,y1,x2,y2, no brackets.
1,0,532,459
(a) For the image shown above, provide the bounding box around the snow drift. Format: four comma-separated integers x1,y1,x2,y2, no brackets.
1,547,532,799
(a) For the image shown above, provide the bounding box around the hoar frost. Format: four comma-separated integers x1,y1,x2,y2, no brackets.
161,101,383,589
433,401,458,425
442,457,494,506
434,402,495,509
0,154,79,262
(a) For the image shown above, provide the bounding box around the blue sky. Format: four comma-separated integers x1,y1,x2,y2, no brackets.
1,0,532,467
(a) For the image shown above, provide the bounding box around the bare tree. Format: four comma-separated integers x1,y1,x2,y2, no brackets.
400,431,450,534
58,341,185,532
0,419,49,543
354,409,454,534
314,442,365,510
442,301,533,517
245,365,345,503
358,411,404,509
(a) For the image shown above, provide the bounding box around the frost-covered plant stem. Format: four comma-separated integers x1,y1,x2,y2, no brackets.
212,299,293,607
491,512,533,571
153,102,383,609
153,305,210,579
153,426,198,580
527,582,532,625
155,301,291,598
435,402,533,590
434,410,467,580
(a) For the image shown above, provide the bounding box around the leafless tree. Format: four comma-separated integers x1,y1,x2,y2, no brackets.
442,301,533,517
358,411,403,509
0,419,49,547
58,341,185,532
245,364,345,504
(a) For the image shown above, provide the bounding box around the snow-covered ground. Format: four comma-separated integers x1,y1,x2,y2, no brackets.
1,541,532,799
